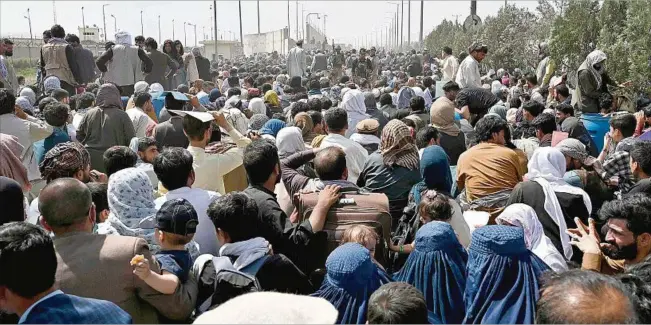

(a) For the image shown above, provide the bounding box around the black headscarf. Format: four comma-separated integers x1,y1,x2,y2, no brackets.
0,177,25,225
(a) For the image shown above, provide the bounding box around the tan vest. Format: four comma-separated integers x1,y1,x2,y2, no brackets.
42,40,76,85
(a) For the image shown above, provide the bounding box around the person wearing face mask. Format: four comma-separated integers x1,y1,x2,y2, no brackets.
573,50,629,114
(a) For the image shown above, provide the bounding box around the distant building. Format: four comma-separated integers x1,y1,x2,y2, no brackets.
78,25,102,43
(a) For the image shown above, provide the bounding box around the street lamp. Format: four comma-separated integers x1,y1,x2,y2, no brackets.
24,8,33,64
102,4,110,41
140,11,144,36
187,22,197,47
110,14,117,35
81,7,85,42
183,22,187,45
305,13,320,43
172,19,175,39
387,2,400,49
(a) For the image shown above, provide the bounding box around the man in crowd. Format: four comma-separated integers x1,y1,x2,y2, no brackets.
311,50,327,73
320,108,369,183
436,46,459,81
531,113,556,147
536,270,638,324
39,25,81,95
64,34,96,85
0,38,19,95
127,91,157,138
598,113,637,192
153,147,220,255
96,31,153,96
182,111,251,194
153,94,190,148
144,38,178,86
625,141,651,197
554,83,572,105
525,73,545,104
556,103,598,157
329,45,345,84
193,48,212,82
131,136,159,188
367,282,429,324
456,115,524,220
522,100,543,122
37,178,196,322
287,40,306,78
0,222,132,324
455,42,487,88
352,49,373,82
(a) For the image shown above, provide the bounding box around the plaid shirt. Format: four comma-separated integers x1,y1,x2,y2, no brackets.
20,292,132,324
601,137,636,192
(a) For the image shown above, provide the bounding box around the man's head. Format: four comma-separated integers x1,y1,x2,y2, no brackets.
442,46,453,58
536,269,638,324
630,141,651,180
618,254,651,323
599,194,651,262
133,91,152,111
308,110,324,134
103,146,137,177
1,39,13,57
0,89,16,115
609,113,637,143
600,92,615,114
134,35,145,49
324,107,348,135
531,113,556,140
556,138,588,171
409,96,425,113
442,81,460,101
314,147,348,181
525,73,538,88
144,37,158,52
42,30,52,44
243,140,281,187
296,40,304,48
50,24,65,39
135,137,159,164
39,178,95,235
367,282,429,324
50,88,69,104
182,115,212,146
555,103,574,122
554,84,570,102
39,142,91,183
64,34,80,47
475,115,507,145
42,102,69,128
0,223,58,314
415,126,440,149
153,147,195,191
87,182,109,224
468,42,488,62
522,100,543,122
208,192,259,246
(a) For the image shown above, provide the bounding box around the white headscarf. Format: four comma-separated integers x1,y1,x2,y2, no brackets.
134,81,149,93
276,127,305,159
341,89,368,137
221,96,249,134
497,204,568,272
525,147,592,260
580,50,607,89
149,83,164,93
115,31,132,46
249,98,267,115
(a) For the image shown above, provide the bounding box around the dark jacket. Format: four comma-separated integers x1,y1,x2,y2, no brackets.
146,49,178,86
311,53,328,72
72,46,97,84
195,56,212,82
153,116,190,149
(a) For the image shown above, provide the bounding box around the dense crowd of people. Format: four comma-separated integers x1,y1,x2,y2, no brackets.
2,22,651,324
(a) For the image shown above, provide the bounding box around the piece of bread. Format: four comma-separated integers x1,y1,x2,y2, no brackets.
130,254,145,266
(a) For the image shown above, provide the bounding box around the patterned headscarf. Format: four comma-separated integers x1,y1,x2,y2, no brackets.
107,167,157,228
293,112,316,144
555,138,589,163
249,114,269,131
380,120,420,170
15,97,33,111
264,90,280,107
39,142,90,183
20,88,37,105
44,76,61,93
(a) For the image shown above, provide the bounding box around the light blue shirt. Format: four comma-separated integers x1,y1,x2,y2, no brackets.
18,290,64,324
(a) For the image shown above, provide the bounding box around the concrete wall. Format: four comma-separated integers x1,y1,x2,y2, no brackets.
304,23,326,51
6,38,106,61
199,40,242,60
242,28,291,56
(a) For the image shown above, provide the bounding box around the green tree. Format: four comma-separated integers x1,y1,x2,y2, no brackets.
597,0,629,85
624,0,651,94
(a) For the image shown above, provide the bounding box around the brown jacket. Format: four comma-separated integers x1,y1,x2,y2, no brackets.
581,252,626,275
53,232,197,323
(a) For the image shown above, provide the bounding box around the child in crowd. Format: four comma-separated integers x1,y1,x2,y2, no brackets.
389,190,453,254
34,102,72,164
132,198,199,294
341,225,380,263
86,182,111,228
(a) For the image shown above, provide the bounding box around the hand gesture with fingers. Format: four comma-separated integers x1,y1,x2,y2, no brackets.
566,217,601,255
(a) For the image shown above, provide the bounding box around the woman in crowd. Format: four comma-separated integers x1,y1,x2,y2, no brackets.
264,90,282,115
162,40,180,90
397,86,415,109
293,112,317,146
311,243,391,324
340,89,368,138
394,221,467,324
430,89,466,165
507,147,592,263
0,177,27,225
358,120,421,231
463,225,550,324
496,204,568,272
248,114,269,133
259,119,286,141
249,97,270,118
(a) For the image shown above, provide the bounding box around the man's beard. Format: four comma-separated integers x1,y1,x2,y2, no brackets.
602,240,638,260
4,50,12,57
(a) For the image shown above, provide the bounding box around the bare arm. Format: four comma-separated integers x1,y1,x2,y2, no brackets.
136,263,180,295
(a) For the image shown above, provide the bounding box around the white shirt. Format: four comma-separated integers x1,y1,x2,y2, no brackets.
188,128,251,194
126,107,155,138
440,55,459,81
531,87,545,104
455,55,482,89
72,112,85,130
27,197,40,224
155,187,220,255
0,113,53,181
18,290,64,324
320,133,369,184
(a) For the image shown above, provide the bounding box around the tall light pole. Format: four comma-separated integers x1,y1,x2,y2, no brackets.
158,15,161,45
323,14,327,41
24,9,33,64
400,0,404,49
81,7,85,42
187,22,197,46
238,0,243,47
407,0,411,49
257,0,261,34
213,0,218,61
183,22,187,45
140,11,144,36
172,19,175,39
305,13,320,44
287,0,291,53
419,0,424,49
295,0,299,40
52,0,57,24
102,4,110,42
388,3,399,50
203,26,206,41
110,14,117,35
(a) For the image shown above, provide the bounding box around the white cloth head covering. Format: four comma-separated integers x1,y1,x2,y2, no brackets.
276,126,305,159
249,98,266,115
134,81,149,93
193,292,338,324
149,83,164,93
525,147,592,260
19,88,37,105
491,80,502,93
496,204,568,272
581,50,607,89
115,31,132,46
341,89,369,138
191,47,202,57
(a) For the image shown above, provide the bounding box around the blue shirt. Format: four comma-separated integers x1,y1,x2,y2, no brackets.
19,291,131,324
155,249,192,283
34,126,71,165
19,290,63,324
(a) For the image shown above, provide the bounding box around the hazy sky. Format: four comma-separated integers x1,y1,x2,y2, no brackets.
1,0,540,46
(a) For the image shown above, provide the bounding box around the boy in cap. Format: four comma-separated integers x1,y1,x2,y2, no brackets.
350,119,381,155
132,198,199,294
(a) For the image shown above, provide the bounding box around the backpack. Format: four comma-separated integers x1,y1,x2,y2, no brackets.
388,200,421,273
294,190,391,267
191,254,269,317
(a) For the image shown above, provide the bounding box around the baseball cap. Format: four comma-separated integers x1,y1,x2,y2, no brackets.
156,198,199,236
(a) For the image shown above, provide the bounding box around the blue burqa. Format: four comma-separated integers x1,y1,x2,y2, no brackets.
463,225,550,324
411,145,453,205
394,221,468,324
311,243,392,324
259,119,286,138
